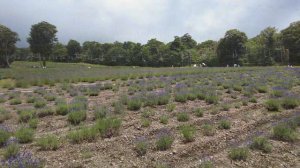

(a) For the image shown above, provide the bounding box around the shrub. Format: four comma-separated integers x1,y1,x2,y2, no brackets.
257,85,268,93
174,93,188,103
250,136,272,153
0,108,11,123
180,125,196,142
249,97,257,103
0,129,10,146
202,124,215,136
28,118,38,129
194,108,204,117
56,103,69,115
205,94,218,104
127,98,142,111
67,127,98,144
44,93,56,101
113,101,124,114
156,135,173,151
135,140,148,156
142,109,154,118
4,143,20,159
272,124,297,142
160,115,169,125
281,98,298,109
94,106,108,119
272,90,284,97
198,161,213,168
34,99,47,108
228,147,249,161
265,99,281,111
26,96,37,103
1,151,44,168
95,118,122,138
19,109,36,123
177,112,189,122
68,110,87,125
15,128,34,143
10,98,22,105
37,135,60,150
218,120,231,130
233,85,242,92
221,104,230,111
36,107,54,118
166,103,176,112
141,118,151,127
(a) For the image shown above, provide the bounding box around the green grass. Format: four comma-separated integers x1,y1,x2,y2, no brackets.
250,136,272,153
180,125,196,142
67,127,98,144
68,110,87,125
177,112,189,122
218,120,231,130
0,129,10,146
0,108,11,123
15,127,34,143
265,99,281,111
272,124,297,142
37,134,60,150
3,143,19,159
228,147,249,161
156,135,174,151
95,118,122,138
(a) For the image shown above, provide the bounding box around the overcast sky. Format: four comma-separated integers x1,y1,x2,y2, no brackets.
0,0,300,47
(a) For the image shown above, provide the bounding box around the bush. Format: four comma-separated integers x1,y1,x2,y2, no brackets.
26,96,37,103
177,112,189,122
56,103,69,115
202,124,215,136
135,140,148,156
67,127,98,144
198,161,213,168
127,98,142,111
250,136,272,153
68,110,87,125
94,106,108,119
205,94,218,104
257,86,268,93
281,98,298,109
221,104,230,111
37,107,54,118
166,103,176,112
194,108,204,117
174,93,188,103
10,98,22,105
18,109,36,123
265,99,281,111
4,143,19,159
160,115,169,125
28,118,38,129
34,99,47,108
180,125,196,142
141,118,151,127
156,135,173,151
37,135,60,150
15,128,34,143
113,101,124,114
273,124,297,142
0,108,11,123
218,120,231,130
233,85,242,92
228,147,249,161
142,109,154,118
95,118,122,138
249,97,257,103
0,129,10,146
44,93,56,101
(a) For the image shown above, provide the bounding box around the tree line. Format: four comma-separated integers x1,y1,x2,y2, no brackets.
1,20,300,68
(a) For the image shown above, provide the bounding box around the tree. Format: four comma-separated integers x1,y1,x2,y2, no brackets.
217,29,248,66
196,40,218,66
281,21,300,65
52,43,68,62
0,24,19,68
27,21,57,67
180,33,197,49
66,39,81,61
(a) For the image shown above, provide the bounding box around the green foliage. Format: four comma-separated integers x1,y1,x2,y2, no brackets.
68,110,87,125
180,125,196,142
36,107,54,118
34,99,47,108
265,99,281,111
156,135,173,151
159,115,169,125
166,103,176,112
67,127,98,144
205,94,218,104
228,147,249,161
9,98,22,105
28,118,38,129
141,118,151,127
0,108,11,123
113,101,124,114
250,136,272,153
202,124,215,136
19,109,36,123
177,112,189,122
281,98,298,109
37,134,60,150
257,86,268,93
94,106,108,119
273,124,297,142
198,161,213,168
56,103,69,115
218,120,231,130
174,93,188,103
95,118,122,138
4,143,19,159
135,141,148,156
0,129,10,146
127,98,142,111
194,108,204,117
15,127,34,143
